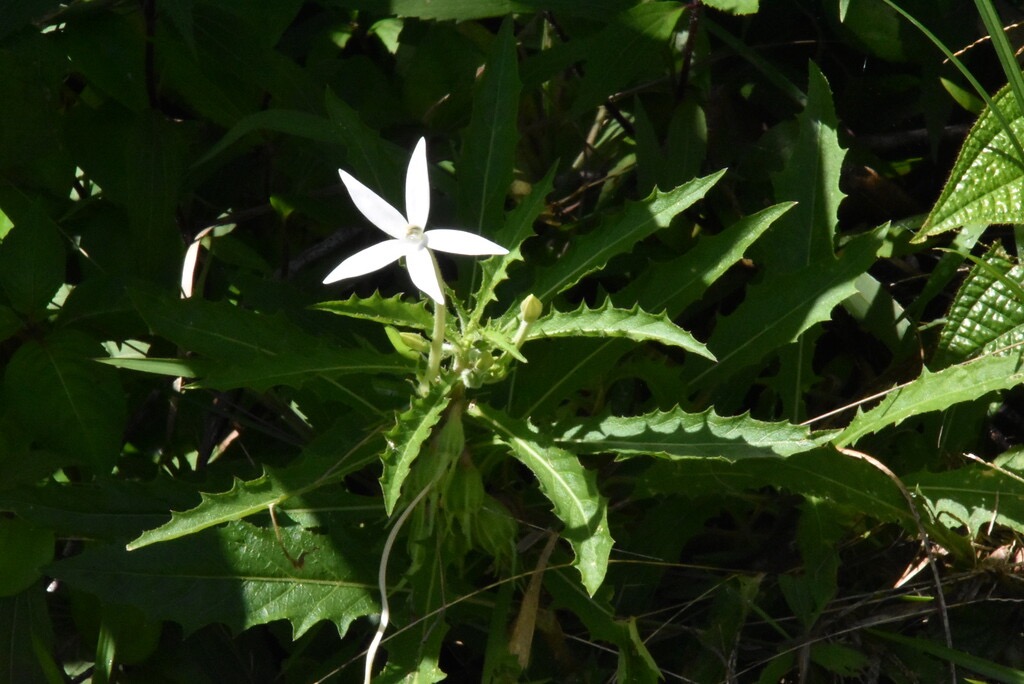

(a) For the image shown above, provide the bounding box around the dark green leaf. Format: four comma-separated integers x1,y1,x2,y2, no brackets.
3,331,126,472
468,404,613,595
128,419,386,549
51,521,378,639
767,63,845,274
569,3,686,118
0,519,53,597
0,202,64,315
458,18,520,234
531,171,725,304
682,227,884,394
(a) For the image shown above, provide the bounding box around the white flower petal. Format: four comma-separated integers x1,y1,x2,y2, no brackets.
323,239,407,284
406,245,445,304
424,229,510,256
405,137,430,230
339,169,408,239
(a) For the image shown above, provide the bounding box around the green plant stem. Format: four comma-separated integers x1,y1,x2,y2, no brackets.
422,270,447,394
417,255,446,395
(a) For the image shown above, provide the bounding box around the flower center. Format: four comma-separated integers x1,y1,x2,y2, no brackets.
405,225,427,248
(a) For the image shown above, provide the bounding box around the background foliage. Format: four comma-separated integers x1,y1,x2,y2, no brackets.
4,0,1024,682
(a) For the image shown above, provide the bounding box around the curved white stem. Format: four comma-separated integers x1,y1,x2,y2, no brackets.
364,480,437,684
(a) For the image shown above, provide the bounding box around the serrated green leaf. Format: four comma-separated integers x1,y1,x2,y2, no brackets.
835,352,1024,447
618,204,794,317
51,520,377,639
526,301,714,359
510,205,790,417
3,331,126,472
907,456,1024,537
470,166,555,326
459,18,519,234
933,245,1024,367
381,386,452,516
921,83,1024,238
468,404,612,596
0,479,195,542
640,447,910,524
131,290,414,391
531,171,725,304
557,407,831,459
313,292,433,330
767,62,845,273
195,347,413,392
128,418,385,549
683,227,883,393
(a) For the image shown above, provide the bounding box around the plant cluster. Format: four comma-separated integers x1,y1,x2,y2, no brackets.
4,1,1024,682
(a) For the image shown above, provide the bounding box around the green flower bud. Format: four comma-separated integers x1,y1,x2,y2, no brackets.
399,331,431,354
519,294,543,323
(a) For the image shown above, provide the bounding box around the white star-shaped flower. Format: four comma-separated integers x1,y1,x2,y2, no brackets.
324,137,509,304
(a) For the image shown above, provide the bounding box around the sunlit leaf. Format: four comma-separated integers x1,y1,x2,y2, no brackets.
468,404,613,596
51,520,378,639
835,352,1024,447
381,385,452,516
313,292,433,331
920,83,1024,238
558,407,831,459
128,419,385,549
525,301,714,359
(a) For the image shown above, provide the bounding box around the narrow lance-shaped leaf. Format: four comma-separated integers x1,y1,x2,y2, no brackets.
467,404,613,596
128,418,386,550
193,109,345,167
529,171,725,305
767,62,845,273
617,202,794,317
194,346,414,392
526,301,714,359
558,407,833,460
52,521,378,639
470,166,555,327
835,352,1024,448
683,227,884,393
459,17,520,234
313,292,433,331
639,447,911,524
381,384,452,515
